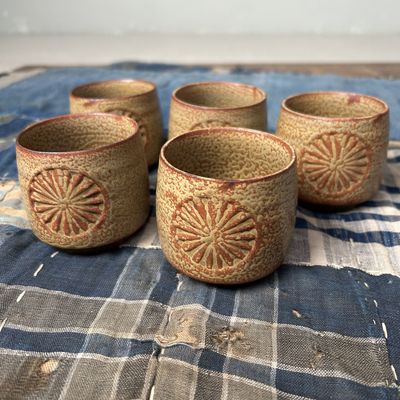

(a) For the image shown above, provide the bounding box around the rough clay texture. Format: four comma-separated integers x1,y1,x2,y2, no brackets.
156,129,297,284
276,93,389,206
16,115,149,249
70,80,163,166
168,83,267,139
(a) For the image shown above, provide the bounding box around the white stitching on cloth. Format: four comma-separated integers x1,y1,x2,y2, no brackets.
382,322,388,339
371,293,398,384
391,365,398,381
149,385,155,400
15,290,26,303
33,263,44,277
176,274,183,292
0,317,7,332
2,251,57,336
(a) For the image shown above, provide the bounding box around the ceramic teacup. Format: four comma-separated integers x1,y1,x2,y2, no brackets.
168,81,267,139
70,79,163,166
277,91,389,207
156,127,297,284
16,113,149,249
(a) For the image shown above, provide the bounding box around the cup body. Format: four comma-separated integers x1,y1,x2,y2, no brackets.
156,128,297,284
277,91,389,206
70,79,163,166
16,113,149,249
168,81,267,139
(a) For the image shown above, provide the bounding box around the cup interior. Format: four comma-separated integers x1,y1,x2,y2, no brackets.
71,80,154,99
17,114,137,153
284,92,387,118
174,82,265,109
163,129,294,181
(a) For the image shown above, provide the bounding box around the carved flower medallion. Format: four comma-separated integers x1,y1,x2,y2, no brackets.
171,197,259,272
104,108,148,146
299,132,372,197
191,120,231,130
29,169,108,236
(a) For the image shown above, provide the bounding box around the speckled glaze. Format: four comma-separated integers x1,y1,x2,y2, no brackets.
70,80,163,166
157,128,297,284
16,113,149,249
276,91,389,206
168,81,267,139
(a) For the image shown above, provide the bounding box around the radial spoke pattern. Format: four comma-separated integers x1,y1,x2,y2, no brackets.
29,169,107,236
105,108,148,146
300,132,371,197
191,120,231,130
172,197,258,271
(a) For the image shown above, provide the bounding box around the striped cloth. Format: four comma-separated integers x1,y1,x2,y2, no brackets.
0,64,399,400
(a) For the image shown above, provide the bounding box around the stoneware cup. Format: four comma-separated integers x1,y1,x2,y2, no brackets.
156,127,297,284
168,81,267,139
16,113,149,250
70,79,163,166
276,91,389,207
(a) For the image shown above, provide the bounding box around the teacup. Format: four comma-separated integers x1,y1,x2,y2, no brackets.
70,79,163,166
168,81,267,139
156,127,297,284
277,91,389,207
16,113,149,249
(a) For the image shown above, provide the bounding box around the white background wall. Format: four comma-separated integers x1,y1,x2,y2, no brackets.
0,0,398,35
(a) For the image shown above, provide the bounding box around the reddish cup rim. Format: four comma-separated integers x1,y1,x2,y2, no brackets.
172,81,267,111
16,113,139,157
281,91,389,121
70,79,157,101
160,127,296,184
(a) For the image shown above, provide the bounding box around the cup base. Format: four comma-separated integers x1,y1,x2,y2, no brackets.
298,189,378,211
164,255,280,286
31,231,133,254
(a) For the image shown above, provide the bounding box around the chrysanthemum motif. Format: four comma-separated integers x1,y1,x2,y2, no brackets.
191,120,231,130
29,169,108,236
105,108,148,146
300,132,372,197
172,197,259,271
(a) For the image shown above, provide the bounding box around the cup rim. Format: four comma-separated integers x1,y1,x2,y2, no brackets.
172,81,267,111
16,113,139,157
70,79,157,101
281,91,389,121
160,127,296,184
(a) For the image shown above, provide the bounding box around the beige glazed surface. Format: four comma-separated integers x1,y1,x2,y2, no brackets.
16,113,149,249
156,128,297,284
168,81,267,139
276,91,389,206
70,79,163,166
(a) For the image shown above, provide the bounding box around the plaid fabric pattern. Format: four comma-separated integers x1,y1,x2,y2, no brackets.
0,64,399,399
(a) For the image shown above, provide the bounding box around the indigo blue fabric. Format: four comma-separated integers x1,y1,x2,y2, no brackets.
0,64,399,400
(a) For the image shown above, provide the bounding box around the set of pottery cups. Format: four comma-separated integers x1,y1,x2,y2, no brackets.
16,80,389,284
